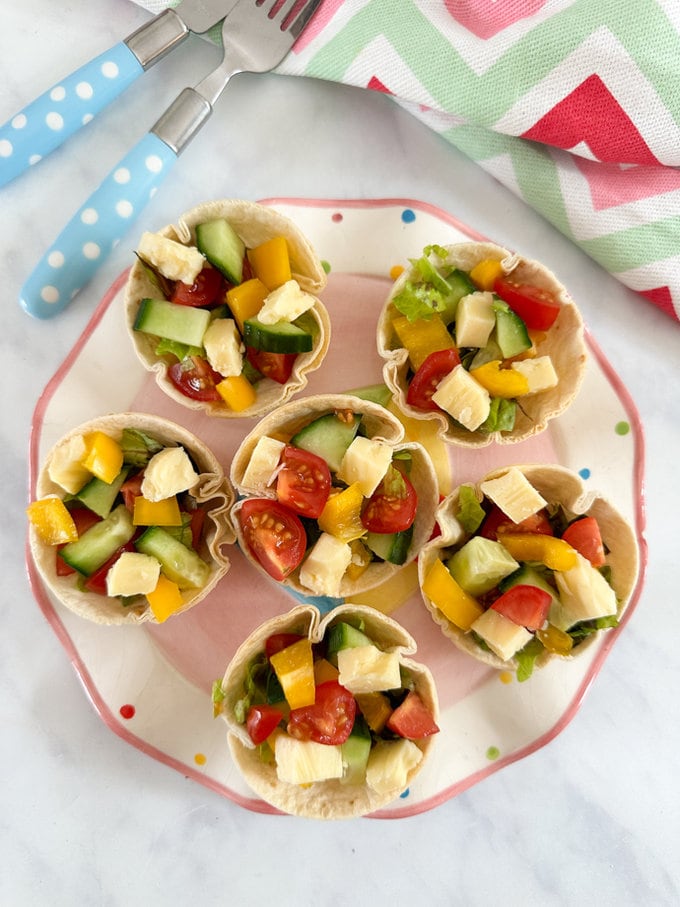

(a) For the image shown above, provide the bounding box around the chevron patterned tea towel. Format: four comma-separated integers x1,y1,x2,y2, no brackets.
143,0,680,322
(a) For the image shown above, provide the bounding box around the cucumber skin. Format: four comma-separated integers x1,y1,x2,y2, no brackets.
75,467,130,519
366,525,413,565
135,526,210,590
134,297,210,347
59,504,135,576
290,413,361,474
243,318,313,354
326,622,373,658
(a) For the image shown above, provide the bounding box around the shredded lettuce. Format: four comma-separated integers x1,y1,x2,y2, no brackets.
515,637,544,682
457,484,486,534
211,680,226,718
479,398,516,433
121,428,164,468
392,246,454,322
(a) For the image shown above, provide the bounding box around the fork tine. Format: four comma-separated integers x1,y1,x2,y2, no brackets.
281,0,322,36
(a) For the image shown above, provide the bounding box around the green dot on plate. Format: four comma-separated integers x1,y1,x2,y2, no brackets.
615,421,630,436
486,746,500,761
321,260,331,274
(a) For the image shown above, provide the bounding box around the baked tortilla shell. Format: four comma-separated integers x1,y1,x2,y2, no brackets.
230,394,439,597
418,464,639,671
377,242,587,447
218,603,439,819
124,199,330,418
30,412,234,625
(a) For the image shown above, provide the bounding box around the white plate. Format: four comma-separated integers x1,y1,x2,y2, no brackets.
27,198,647,818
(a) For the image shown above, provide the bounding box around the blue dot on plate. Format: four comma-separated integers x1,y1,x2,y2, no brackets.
579,468,591,479
401,209,416,224
400,788,410,799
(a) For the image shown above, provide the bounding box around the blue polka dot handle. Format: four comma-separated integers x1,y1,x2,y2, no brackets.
20,133,177,319
0,43,144,190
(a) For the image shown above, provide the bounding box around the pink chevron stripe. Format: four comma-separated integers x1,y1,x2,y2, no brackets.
367,75,393,94
639,285,677,321
522,74,658,165
292,0,344,52
574,158,680,211
444,0,548,38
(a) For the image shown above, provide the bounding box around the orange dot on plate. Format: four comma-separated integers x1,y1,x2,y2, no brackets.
194,753,207,766
390,265,404,280
499,672,513,685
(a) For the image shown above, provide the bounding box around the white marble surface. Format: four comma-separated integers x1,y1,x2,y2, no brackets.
2,0,679,903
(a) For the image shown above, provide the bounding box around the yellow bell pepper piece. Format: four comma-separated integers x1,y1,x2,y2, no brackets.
216,374,257,411
132,495,182,527
498,532,578,571
354,692,393,733
313,658,340,686
469,360,530,398
26,497,79,545
317,483,366,542
344,539,372,582
537,624,574,656
269,638,316,709
147,574,184,623
226,278,269,332
247,236,292,290
421,558,484,631
392,313,455,372
81,431,124,484
469,258,504,291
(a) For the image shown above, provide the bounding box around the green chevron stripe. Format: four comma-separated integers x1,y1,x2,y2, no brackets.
302,0,680,126
579,216,680,270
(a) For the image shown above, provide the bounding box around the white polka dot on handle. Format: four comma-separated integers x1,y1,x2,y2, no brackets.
12,114,27,129
114,167,131,184
50,86,66,102
29,154,42,165
82,114,94,125
0,140,12,158
41,286,60,304
76,82,94,100
116,200,133,218
81,208,99,225
46,112,64,131
101,61,120,79
48,251,65,268
83,242,101,260
145,154,163,174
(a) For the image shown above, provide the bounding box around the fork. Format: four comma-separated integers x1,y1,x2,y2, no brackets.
20,0,322,320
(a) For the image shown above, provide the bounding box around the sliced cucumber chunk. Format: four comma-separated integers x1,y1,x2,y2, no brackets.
243,318,313,354
74,467,130,519
326,621,374,663
195,219,245,284
366,525,413,565
134,297,210,346
494,300,531,358
60,504,135,576
290,412,361,473
135,526,210,589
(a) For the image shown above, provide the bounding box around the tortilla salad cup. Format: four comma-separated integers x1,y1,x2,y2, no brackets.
213,603,440,819
377,241,587,447
27,413,234,625
229,394,439,600
418,465,639,680
124,199,331,418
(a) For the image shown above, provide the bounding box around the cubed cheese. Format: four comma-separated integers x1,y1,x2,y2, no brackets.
137,231,205,284
298,533,352,597
431,364,491,431
470,608,533,661
365,739,423,795
454,292,496,348
479,467,547,524
47,434,91,494
551,552,618,630
240,436,285,492
337,645,402,694
202,318,244,378
337,436,393,497
511,356,558,394
256,279,316,324
274,736,344,785
106,551,161,597
141,447,198,502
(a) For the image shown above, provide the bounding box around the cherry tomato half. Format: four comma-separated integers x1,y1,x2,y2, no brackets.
246,347,297,385
479,505,554,540
361,464,418,534
490,584,552,631
406,348,460,412
171,265,224,307
168,356,223,402
276,446,331,519
246,704,284,745
84,540,138,595
386,691,439,740
287,681,356,745
238,498,307,582
493,277,561,330
561,517,606,567
120,472,145,511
